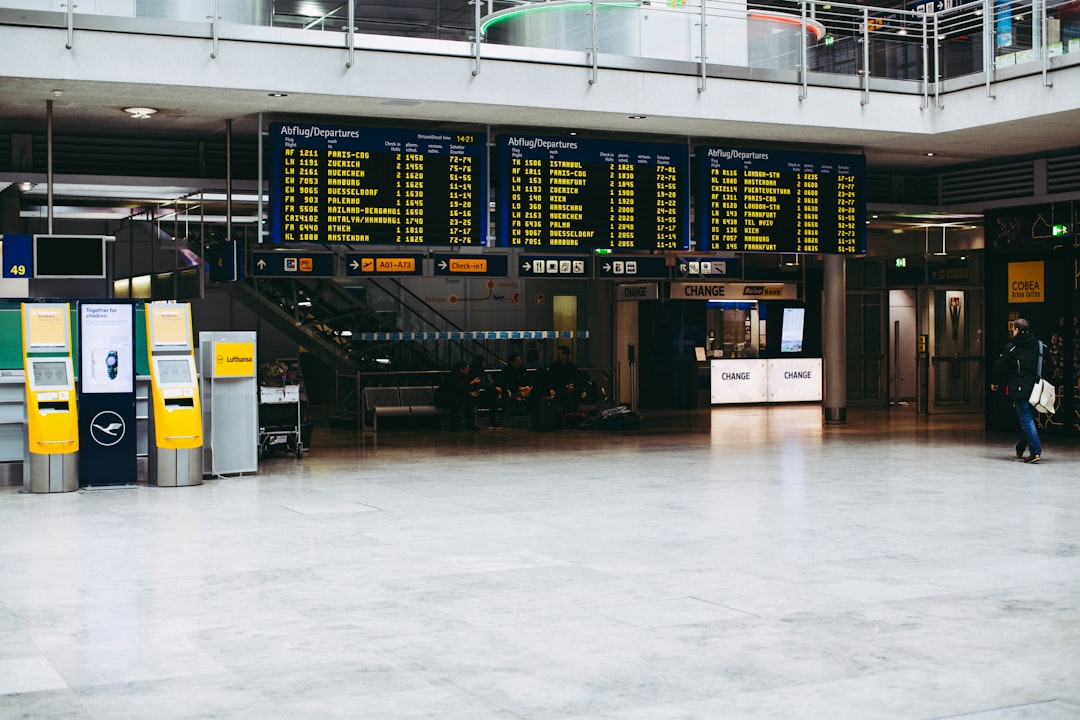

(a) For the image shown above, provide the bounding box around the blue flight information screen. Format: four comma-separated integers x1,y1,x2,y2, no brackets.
697,146,866,254
496,134,690,251
270,122,487,245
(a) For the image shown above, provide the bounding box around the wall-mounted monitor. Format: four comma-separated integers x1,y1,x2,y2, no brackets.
780,307,805,353
33,235,107,279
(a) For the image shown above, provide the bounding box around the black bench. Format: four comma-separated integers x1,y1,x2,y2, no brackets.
361,385,447,432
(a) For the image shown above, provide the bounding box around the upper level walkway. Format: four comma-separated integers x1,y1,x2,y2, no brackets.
2,0,1079,173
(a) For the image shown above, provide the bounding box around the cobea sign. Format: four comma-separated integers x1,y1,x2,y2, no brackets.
1007,261,1043,304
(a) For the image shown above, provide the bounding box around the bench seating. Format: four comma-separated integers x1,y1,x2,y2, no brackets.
362,385,447,432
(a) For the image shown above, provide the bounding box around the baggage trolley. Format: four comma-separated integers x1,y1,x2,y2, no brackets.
259,384,304,458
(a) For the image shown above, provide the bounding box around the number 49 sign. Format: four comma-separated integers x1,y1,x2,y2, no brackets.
2,235,33,278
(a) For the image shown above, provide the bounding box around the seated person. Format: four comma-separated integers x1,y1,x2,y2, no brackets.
436,361,477,430
467,355,505,427
544,345,587,413
498,353,534,419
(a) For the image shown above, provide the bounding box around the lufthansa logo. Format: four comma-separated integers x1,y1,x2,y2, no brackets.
89,410,126,447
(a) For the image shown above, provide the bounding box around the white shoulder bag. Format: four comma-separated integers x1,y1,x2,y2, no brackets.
1028,341,1057,414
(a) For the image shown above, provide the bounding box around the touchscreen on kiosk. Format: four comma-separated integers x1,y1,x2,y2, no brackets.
29,359,71,389
155,357,194,386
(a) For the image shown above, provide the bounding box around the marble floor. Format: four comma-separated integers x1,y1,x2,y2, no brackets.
1,405,1078,720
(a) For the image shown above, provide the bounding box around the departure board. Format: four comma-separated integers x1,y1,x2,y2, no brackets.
697,146,865,254
270,123,486,245
496,135,689,251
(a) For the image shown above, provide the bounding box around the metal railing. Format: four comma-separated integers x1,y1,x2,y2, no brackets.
7,0,1078,108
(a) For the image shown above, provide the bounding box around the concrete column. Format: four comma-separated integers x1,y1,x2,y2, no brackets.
823,253,847,424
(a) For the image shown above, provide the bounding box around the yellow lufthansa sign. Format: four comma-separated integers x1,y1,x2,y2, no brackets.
214,342,256,377
1007,261,1044,304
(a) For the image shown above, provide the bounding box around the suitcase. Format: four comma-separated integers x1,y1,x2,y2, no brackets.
561,411,587,428
535,397,562,431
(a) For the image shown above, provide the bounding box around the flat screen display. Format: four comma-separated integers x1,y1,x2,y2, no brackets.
155,358,193,385
496,134,690,251
780,307,806,353
269,122,487,245
33,235,107,278
31,360,70,388
696,146,865,254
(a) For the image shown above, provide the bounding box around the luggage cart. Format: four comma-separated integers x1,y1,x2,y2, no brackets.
259,384,304,458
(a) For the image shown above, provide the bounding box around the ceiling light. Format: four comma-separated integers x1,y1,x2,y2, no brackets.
628,115,647,120
17,182,35,193
925,152,935,156
268,92,288,98
51,89,63,96
122,107,158,119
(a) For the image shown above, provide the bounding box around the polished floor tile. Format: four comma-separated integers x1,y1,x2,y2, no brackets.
1,406,1079,719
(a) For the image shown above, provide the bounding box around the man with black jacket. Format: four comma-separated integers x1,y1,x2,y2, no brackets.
990,317,1043,463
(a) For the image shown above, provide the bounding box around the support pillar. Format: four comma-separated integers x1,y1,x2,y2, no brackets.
823,254,847,424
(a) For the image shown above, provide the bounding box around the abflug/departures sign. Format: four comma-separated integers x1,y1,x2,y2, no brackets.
697,146,865,255
270,122,487,245
496,134,690,251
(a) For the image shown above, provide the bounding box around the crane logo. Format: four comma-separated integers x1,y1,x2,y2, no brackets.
89,410,126,447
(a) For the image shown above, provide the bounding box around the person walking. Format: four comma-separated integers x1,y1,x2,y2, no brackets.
990,317,1043,463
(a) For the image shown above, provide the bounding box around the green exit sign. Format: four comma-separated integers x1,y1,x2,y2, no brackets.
895,257,907,268
1052,224,1069,237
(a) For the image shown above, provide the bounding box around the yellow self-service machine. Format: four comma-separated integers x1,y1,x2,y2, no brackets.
146,302,203,487
21,303,79,493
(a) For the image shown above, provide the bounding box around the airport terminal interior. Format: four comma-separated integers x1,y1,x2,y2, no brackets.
2,0,1080,718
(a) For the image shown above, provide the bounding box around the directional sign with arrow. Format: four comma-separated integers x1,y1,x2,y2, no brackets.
595,256,669,279
520,255,592,278
249,251,335,277
432,254,508,277
343,253,424,276
675,256,739,278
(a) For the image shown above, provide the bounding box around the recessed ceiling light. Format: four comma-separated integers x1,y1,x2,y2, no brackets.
122,107,158,119
268,92,288,97
628,115,647,120
925,152,935,156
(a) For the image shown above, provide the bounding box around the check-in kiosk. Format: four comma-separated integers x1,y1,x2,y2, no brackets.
146,302,203,487
21,303,79,493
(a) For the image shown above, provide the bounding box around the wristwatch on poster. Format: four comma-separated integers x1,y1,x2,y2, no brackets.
106,350,119,380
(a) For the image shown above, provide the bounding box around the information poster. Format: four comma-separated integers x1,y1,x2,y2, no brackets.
78,302,136,487
80,304,134,394
148,303,191,348
24,304,68,349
